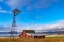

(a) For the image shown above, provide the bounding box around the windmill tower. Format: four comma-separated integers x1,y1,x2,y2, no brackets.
11,9,21,40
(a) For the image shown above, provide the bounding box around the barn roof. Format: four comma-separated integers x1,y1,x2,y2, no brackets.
25,30,35,33
26,33,46,36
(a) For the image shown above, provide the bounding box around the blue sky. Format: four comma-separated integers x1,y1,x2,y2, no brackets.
0,0,64,32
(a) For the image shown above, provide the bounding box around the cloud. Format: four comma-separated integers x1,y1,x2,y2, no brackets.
0,9,11,14
52,0,59,2
36,16,43,19
0,25,11,32
22,19,64,31
0,7,11,13
6,0,59,10
11,19,64,32
0,24,23,32
0,19,64,32
0,9,6,13
6,0,32,8
0,0,4,2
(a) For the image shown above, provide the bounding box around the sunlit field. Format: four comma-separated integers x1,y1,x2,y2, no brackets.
0,37,64,42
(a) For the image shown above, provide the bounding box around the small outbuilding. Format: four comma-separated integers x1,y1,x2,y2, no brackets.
19,30,45,38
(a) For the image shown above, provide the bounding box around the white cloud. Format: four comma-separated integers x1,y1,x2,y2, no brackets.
36,16,43,19
6,0,20,8
0,10,7,13
0,19,64,32
0,9,11,14
52,0,59,2
6,0,59,10
0,7,11,13
21,19,64,31
6,0,31,8
0,0,4,2
11,19,64,32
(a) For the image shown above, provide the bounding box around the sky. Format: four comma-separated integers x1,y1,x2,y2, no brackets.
0,0,64,32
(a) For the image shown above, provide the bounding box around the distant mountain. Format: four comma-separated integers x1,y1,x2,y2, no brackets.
0,32,21,34
0,28,64,35
36,30,64,35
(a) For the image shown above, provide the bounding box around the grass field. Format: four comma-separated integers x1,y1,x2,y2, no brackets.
0,37,64,42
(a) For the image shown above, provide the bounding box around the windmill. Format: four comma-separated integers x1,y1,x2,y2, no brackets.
11,9,21,40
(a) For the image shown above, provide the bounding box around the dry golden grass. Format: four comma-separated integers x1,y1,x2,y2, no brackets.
0,37,64,42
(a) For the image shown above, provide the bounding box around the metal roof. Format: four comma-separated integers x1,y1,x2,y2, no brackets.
26,33,46,36
25,30,35,33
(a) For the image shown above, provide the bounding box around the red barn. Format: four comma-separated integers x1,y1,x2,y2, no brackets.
19,30,45,38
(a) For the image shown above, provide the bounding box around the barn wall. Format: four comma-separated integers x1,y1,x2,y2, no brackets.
19,30,45,38
19,30,33,38
34,35,45,38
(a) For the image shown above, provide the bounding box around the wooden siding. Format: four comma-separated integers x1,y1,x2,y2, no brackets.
19,30,45,38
